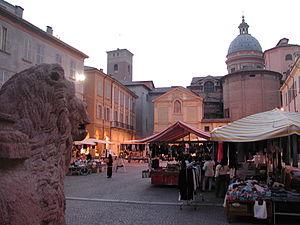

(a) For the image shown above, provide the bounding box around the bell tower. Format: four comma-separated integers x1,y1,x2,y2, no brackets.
107,49,133,84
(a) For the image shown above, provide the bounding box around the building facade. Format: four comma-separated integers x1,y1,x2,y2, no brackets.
264,38,300,81
280,57,300,112
0,0,88,99
223,16,281,121
153,87,204,133
125,81,155,138
83,66,137,154
187,75,223,119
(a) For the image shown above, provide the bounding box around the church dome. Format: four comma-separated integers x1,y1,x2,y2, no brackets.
227,16,262,55
228,34,262,55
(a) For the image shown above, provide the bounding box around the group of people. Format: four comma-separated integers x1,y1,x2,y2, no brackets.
202,156,231,198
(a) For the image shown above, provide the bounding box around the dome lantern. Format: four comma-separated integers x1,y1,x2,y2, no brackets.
238,15,249,35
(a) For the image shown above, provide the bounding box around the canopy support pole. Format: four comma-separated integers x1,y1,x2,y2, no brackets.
292,134,298,167
288,135,291,166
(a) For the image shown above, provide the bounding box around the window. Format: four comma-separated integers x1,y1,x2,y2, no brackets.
0,69,10,87
294,81,297,97
120,113,124,123
114,64,118,72
70,60,76,80
23,38,33,62
288,88,291,103
36,44,44,64
105,108,110,121
97,79,103,96
96,105,102,119
285,92,288,106
231,68,235,73
173,100,182,114
120,91,124,106
204,126,210,132
125,95,129,108
128,65,130,73
204,81,214,93
114,111,118,121
0,26,8,52
114,87,119,102
105,81,111,99
125,115,129,125
250,74,256,77
285,54,293,61
224,108,230,118
55,53,62,64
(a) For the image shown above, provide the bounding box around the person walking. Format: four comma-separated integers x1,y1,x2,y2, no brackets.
215,159,230,197
202,156,215,191
107,154,113,178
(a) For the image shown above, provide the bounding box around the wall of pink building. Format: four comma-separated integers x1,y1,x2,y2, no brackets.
223,71,281,121
264,46,300,78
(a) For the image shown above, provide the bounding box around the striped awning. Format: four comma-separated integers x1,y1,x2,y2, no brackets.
211,108,300,142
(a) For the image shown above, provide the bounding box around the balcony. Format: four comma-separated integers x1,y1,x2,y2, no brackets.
111,121,134,131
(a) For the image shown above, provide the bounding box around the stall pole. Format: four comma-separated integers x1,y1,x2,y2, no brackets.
288,135,291,166
292,134,298,167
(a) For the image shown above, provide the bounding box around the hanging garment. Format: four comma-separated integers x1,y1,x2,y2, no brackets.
178,167,194,200
217,142,223,162
253,200,267,219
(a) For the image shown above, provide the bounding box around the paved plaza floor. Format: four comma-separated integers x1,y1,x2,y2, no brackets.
65,162,299,225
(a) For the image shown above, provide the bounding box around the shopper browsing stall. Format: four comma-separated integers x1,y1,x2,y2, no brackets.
215,159,230,197
202,156,215,191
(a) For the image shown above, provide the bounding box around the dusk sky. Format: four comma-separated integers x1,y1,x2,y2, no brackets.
9,0,300,87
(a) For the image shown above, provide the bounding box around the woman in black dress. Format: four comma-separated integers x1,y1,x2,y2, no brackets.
107,154,113,178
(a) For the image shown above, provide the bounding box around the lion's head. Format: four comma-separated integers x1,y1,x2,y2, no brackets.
0,64,89,160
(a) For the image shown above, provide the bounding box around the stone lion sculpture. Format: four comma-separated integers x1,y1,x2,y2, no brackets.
0,64,89,225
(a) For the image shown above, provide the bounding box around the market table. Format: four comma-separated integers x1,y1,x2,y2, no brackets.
150,169,179,186
272,196,300,225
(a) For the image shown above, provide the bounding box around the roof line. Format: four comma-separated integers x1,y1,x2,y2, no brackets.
0,7,88,58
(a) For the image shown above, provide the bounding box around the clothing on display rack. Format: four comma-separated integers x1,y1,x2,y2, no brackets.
178,161,202,201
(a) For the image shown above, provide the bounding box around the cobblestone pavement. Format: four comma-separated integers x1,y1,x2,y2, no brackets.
65,162,299,225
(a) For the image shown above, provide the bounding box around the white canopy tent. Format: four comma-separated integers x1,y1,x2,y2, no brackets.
74,138,114,145
74,139,96,145
211,108,300,142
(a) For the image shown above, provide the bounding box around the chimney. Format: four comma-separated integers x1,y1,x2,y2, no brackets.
99,69,103,72
14,5,23,18
46,26,53,35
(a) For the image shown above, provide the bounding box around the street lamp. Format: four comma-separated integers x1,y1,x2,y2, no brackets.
75,73,86,82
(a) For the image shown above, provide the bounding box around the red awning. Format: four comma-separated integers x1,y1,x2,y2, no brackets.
131,121,211,143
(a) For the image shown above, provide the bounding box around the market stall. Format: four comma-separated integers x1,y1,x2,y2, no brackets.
70,138,114,175
120,142,149,163
134,121,211,186
211,108,300,223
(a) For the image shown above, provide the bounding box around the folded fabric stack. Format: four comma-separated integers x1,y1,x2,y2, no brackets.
226,179,271,202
